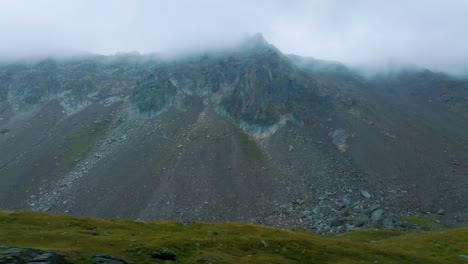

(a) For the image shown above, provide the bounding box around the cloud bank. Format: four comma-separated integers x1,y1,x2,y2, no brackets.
0,0,467,74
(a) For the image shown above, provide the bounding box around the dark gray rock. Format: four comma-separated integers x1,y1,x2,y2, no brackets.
152,249,177,261
342,196,352,207
0,246,70,264
295,199,305,205
302,209,312,216
352,215,368,227
368,204,380,212
328,216,343,227
92,254,129,264
280,203,293,212
383,217,395,229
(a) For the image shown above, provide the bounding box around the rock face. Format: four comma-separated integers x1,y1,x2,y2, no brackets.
0,34,467,233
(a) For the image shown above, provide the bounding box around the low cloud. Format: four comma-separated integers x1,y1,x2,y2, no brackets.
0,0,467,75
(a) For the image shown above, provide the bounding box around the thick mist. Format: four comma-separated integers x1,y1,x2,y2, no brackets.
0,0,467,75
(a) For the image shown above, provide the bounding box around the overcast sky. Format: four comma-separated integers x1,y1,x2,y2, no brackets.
0,0,467,74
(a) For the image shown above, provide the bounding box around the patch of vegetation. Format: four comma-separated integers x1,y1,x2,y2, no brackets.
189,127,210,142
58,121,111,170
398,216,445,230
340,229,405,242
236,128,281,180
237,129,265,162
189,127,225,144
0,211,467,263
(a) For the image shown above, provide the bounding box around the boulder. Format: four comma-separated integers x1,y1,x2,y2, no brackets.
436,209,446,215
93,253,129,264
152,249,177,261
360,190,371,199
0,246,70,264
371,208,384,222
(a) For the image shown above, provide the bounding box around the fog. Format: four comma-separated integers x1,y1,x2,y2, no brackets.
0,0,467,75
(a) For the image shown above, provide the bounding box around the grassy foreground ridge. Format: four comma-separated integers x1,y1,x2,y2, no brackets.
0,211,467,263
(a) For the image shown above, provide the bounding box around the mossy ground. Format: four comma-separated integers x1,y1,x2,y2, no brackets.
236,128,282,180
1,211,467,263
398,216,445,230
56,121,112,170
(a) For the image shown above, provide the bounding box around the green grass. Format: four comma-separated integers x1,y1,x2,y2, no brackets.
58,121,111,170
1,211,467,263
237,129,265,162
189,127,225,144
339,229,405,242
398,216,445,230
236,128,282,180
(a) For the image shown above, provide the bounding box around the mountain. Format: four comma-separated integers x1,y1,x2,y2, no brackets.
0,34,467,234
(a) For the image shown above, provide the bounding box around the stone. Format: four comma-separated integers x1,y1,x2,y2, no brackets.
331,129,347,145
352,215,368,227
369,204,380,212
289,145,294,152
436,209,446,215
152,249,177,261
93,253,129,264
313,206,321,215
0,246,70,264
361,190,371,199
383,218,395,229
328,216,343,227
342,196,352,206
302,210,312,216
296,198,305,205
280,203,293,212
371,208,384,222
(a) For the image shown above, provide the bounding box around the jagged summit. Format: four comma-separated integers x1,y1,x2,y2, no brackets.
237,33,279,54
243,33,269,47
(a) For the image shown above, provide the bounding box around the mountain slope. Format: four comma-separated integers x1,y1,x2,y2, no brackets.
0,35,467,233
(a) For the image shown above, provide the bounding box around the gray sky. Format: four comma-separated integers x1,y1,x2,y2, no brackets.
0,0,467,74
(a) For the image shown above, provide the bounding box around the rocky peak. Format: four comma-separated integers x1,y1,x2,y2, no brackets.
238,33,278,55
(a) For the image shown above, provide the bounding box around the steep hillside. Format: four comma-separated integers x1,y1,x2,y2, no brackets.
0,34,467,234
1,211,467,263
